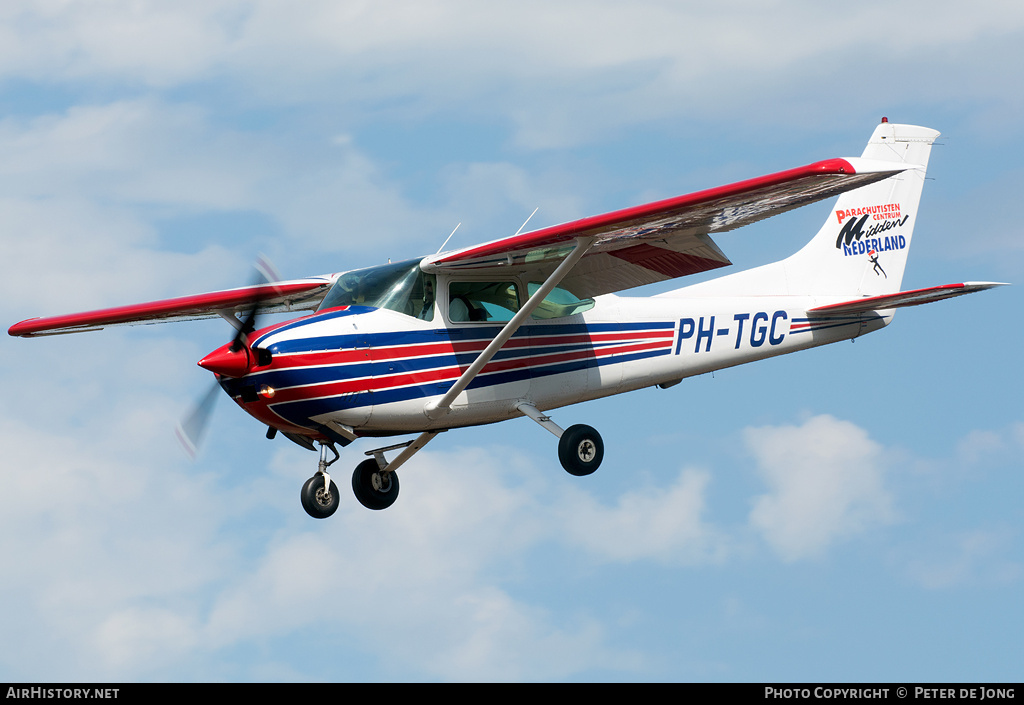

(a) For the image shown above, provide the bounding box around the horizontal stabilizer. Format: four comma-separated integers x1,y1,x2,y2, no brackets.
8,276,337,337
809,282,1007,316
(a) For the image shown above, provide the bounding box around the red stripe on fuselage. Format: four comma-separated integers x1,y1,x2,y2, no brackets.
263,328,674,372
263,337,672,406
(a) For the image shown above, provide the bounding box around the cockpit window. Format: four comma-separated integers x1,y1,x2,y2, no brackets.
318,258,435,321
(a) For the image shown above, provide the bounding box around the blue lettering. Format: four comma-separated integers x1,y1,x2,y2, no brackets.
750,312,769,347
769,310,788,345
733,313,749,349
675,318,695,354
696,316,715,353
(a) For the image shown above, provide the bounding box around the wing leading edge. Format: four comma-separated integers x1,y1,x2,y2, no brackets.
423,157,913,298
8,276,337,337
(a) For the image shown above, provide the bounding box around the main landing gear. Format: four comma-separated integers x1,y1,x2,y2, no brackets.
351,458,399,510
517,402,604,477
300,406,603,518
557,423,604,476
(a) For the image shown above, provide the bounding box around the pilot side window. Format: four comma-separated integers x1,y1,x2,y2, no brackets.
448,281,521,323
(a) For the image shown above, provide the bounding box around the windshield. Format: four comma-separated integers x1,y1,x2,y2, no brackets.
318,258,435,320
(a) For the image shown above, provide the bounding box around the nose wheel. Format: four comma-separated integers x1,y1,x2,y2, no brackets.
301,473,340,519
301,443,341,519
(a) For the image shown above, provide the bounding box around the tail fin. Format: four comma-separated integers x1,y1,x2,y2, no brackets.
675,121,940,299
782,120,939,297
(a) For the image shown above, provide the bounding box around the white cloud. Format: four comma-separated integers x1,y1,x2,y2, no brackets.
0,99,271,208
905,529,1023,590
0,430,644,680
2,2,1023,147
0,1,239,86
194,445,651,680
557,468,730,565
745,414,895,562
956,422,1024,466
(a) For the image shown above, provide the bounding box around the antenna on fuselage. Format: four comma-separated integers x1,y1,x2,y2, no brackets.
514,207,539,237
436,223,461,254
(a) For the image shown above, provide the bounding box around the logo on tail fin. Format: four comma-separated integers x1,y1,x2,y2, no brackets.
834,205,911,257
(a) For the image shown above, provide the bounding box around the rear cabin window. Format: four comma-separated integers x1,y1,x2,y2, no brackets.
448,281,521,322
527,283,595,319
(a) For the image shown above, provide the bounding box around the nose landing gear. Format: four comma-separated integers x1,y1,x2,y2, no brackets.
301,443,341,519
300,431,442,516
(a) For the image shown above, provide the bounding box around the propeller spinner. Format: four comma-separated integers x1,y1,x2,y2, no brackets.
175,256,282,458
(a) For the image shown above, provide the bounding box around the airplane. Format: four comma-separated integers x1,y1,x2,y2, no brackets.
8,119,1005,518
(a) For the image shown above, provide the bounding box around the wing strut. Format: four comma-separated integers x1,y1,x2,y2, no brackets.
424,236,596,420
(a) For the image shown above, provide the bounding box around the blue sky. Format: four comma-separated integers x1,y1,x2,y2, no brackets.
1,1,1021,682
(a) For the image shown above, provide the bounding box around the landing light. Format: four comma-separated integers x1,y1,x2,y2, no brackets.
259,385,276,400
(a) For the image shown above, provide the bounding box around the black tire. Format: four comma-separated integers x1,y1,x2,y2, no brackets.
558,424,604,476
301,474,340,519
351,459,400,510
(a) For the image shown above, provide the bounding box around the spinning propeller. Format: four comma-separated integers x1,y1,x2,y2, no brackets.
175,256,282,459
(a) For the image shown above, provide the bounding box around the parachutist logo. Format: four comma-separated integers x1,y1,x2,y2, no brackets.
868,250,887,278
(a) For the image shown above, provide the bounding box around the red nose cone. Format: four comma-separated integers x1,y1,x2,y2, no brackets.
198,345,252,378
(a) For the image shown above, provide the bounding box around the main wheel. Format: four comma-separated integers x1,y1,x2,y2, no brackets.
301,474,340,519
352,458,400,510
558,424,604,476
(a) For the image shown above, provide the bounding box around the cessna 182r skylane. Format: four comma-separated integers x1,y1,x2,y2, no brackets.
9,120,1005,518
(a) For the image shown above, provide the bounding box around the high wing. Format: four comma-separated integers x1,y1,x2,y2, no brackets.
422,157,914,298
808,282,1008,316
9,155,913,339
8,275,337,337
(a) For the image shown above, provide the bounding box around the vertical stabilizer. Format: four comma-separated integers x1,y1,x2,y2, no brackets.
671,121,940,299
782,121,939,297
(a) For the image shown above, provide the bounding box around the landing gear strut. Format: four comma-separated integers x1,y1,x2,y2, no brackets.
301,443,341,519
351,432,439,510
300,431,442,516
517,402,604,477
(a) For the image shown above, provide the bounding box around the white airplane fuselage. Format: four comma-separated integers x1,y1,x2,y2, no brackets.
225,284,887,443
